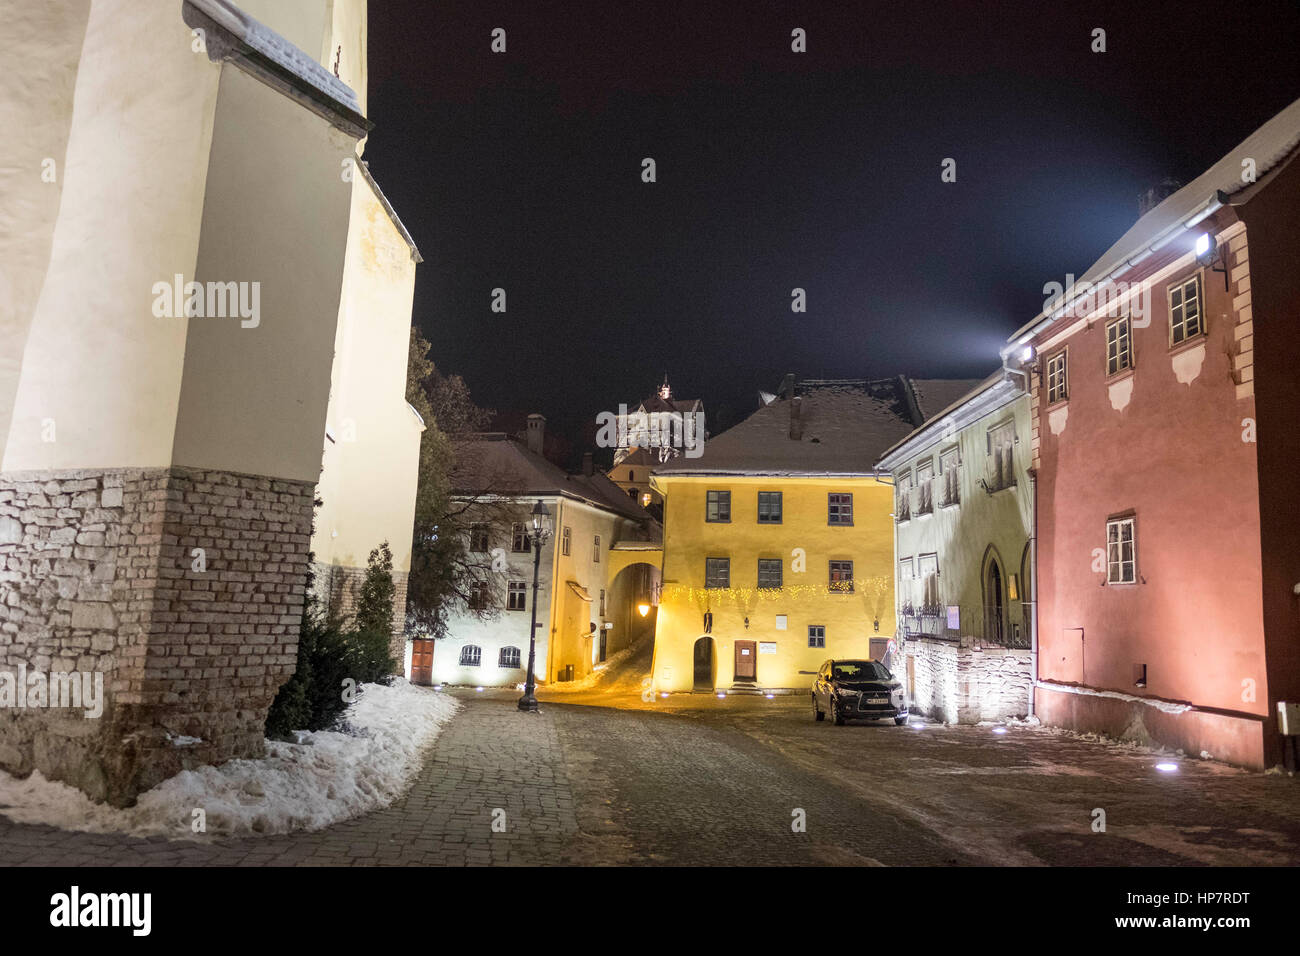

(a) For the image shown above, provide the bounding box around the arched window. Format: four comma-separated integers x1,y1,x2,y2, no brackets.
459,645,481,667
984,556,1005,645
499,646,522,668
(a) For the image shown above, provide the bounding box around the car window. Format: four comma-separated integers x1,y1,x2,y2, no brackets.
832,661,891,680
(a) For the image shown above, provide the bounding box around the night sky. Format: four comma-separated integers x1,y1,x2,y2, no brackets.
366,0,1300,459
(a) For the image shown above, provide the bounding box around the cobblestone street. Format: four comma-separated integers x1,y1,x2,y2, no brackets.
1,689,1298,866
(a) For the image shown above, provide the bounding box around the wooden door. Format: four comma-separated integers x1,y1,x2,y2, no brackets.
734,640,757,680
410,639,434,685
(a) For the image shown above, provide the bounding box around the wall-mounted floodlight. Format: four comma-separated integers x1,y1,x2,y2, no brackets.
1195,232,1216,266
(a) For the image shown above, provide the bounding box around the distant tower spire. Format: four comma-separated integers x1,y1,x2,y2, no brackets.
659,374,671,401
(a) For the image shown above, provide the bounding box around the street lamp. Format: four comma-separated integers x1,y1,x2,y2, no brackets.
518,500,553,712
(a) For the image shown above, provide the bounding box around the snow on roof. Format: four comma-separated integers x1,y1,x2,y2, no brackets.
1010,95,1300,343
655,385,916,477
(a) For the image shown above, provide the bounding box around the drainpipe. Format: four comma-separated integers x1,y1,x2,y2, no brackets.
1028,470,1039,719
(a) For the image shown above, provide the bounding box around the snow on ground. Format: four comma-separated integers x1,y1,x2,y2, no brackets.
541,636,649,694
0,678,459,840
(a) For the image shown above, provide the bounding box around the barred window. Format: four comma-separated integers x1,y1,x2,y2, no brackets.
498,646,522,668
1106,316,1133,375
757,491,783,524
829,560,854,593
808,625,826,649
1107,516,1137,584
1047,350,1068,404
562,526,571,556
459,644,481,667
918,553,939,607
507,581,526,611
593,534,601,562
916,458,934,515
987,420,1017,492
757,558,783,589
939,446,960,507
705,557,730,589
828,493,853,525
1169,275,1203,345
895,470,912,521
706,490,731,522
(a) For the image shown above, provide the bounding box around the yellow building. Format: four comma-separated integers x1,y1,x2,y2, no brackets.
650,379,966,693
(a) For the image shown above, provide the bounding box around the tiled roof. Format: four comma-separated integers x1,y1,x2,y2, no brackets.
654,384,916,477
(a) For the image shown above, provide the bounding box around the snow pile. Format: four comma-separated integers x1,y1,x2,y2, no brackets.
542,640,642,693
0,679,458,840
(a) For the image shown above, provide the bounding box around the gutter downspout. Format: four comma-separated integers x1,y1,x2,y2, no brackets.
1028,470,1039,719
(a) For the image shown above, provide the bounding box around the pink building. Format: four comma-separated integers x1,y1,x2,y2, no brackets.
1005,99,1300,768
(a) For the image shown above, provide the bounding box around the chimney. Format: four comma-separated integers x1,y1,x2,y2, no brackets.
1137,177,1182,217
779,372,795,400
526,413,546,456
789,395,803,441
581,451,594,476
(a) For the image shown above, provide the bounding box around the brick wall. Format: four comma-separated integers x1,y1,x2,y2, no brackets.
312,561,409,672
0,466,314,806
904,636,1033,724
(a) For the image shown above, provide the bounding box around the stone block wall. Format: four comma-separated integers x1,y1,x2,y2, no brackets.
0,466,314,806
905,636,1033,724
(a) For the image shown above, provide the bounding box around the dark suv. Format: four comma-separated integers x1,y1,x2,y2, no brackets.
812,659,908,725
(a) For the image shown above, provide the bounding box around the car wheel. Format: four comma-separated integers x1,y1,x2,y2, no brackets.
813,695,824,721
894,715,907,726
830,697,845,726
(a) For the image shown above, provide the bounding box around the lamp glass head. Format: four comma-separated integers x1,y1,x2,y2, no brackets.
530,500,552,536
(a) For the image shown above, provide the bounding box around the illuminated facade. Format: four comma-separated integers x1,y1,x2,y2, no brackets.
1007,97,1300,768
420,421,660,688
0,0,417,804
650,381,940,693
876,374,1033,723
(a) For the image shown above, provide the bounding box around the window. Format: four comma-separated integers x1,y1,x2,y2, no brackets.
468,582,490,610
1106,316,1133,375
828,493,853,525
1046,350,1068,404
705,557,730,589
507,581,526,611
599,588,606,616
757,491,783,524
627,488,637,499
917,554,939,608
469,523,490,552
706,490,731,522
498,646,521,668
898,557,915,609
895,471,912,522
459,644,481,667
510,523,531,553
1106,516,1136,584
939,446,960,507
808,625,826,649
1169,275,1204,346
629,470,635,482
757,558,783,589
562,526,571,556
916,458,934,515
987,420,1016,492
829,560,854,593
593,534,601,562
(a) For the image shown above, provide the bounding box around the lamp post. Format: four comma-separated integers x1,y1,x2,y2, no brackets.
518,499,552,712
